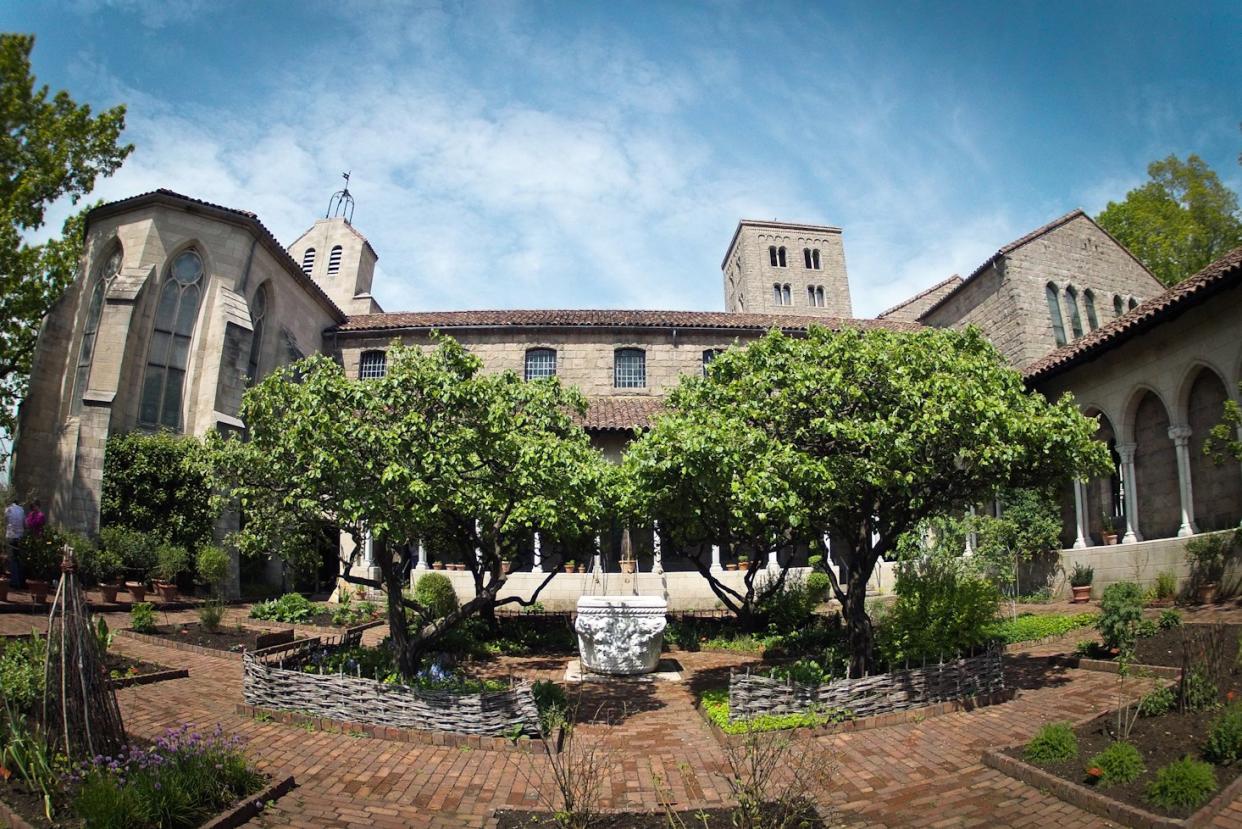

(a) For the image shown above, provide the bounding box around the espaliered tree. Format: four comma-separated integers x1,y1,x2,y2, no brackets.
624,325,1109,676
210,337,611,678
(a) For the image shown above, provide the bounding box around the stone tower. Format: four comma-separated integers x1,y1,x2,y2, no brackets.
722,220,852,317
287,217,382,316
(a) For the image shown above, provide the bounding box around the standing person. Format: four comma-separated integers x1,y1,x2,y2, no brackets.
24,500,45,537
5,496,26,589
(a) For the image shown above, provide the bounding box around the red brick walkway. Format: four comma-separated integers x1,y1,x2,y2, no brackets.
5,600,1242,827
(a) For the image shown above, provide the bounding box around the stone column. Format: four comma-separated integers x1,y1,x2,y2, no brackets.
414,539,429,571
532,532,543,573
1072,481,1089,549
652,524,664,575
1169,425,1198,538
1117,442,1142,543
592,534,602,574
963,506,976,556
710,545,723,574
362,530,380,581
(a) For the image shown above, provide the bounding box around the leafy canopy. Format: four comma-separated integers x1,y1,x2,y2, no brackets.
101,430,217,551
0,34,132,435
1096,154,1242,286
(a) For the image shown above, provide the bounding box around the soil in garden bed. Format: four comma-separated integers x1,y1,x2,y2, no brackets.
103,651,172,680
0,778,57,828
1082,623,1241,669
495,803,828,828
1003,703,1242,819
140,622,295,653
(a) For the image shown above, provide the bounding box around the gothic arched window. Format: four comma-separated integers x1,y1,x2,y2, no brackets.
72,245,123,414
1045,282,1067,347
1083,289,1099,330
1064,285,1084,339
139,249,204,430
246,282,269,387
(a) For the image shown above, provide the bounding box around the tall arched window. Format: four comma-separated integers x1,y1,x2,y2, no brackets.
1083,289,1099,330
1113,294,1124,317
139,249,204,430
72,245,123,413
246,283,269,387
781,283,791,305
807,285,816,305
812,249,821,269
614,348,646,388
777,246,787,267
359,350,387,379
772,283,782,303
815,286,825,307
803,248,813,269
524,347,557,380
1045,282,1067,347
1064,285,1084,339
768,246,778,267
300,248,316,275
327,245,343,276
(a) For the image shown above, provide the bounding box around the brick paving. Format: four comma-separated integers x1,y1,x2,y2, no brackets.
5,599,1242,827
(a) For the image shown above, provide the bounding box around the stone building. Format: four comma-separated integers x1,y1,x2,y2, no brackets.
10,187,1242,601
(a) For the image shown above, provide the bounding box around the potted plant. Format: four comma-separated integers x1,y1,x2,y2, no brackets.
620,553,636,574
1068,562,1094,603
152,542,188,602
20,530,63,604
576,561,586,573
1186,531,1232,604
725,561,738,571
102,526,157,602
432,561,445,570
83,545,126,603
1100,510,1119,545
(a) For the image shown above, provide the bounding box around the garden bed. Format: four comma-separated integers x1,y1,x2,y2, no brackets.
1051,623,1240,679
104,651,189,688
120,623,306,658
492,804,828,828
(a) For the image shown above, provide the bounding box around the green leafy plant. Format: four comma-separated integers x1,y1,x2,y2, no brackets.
985,612,1097,645
101,430,217,552
1069,563,1094,587
152,542,188,583
1159,609,1183,630
0,709,59,820
197,599,225,633
1155,571,1178,601
699,688,845,735
877,554,1000,665
16,526,66,581
1138,685,1176,717
94,617,113,654
1204,703,1242,764
195,544,230,594
1086,741,1144,786
0,635,46,715
82,543,125,585
249,592,316,624
1097,581,1143,651
532,679,568,732
805,570,831,603
130,601,156,633
412,572,459,620
1023,722,1078,765
1137,618,1159,638
100,526,158,582
1145,757,1217,810
1181,668,1219,712
1185,532,1233,585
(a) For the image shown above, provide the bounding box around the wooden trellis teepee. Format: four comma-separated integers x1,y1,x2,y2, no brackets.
40,545,127,761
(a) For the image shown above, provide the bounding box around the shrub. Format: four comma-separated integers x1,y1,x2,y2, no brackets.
101,430,216,552
82,544,125,585
756,573,820,631
1086,741,1144,786
1145,757,1217,810
878,555,1000,665
1138,685,1176,717
1182,669,1219,711
1023,722,1078,765
1205,703,1242,765
101,526,158,581
413,572,459,619
0,635,46,715
195,545,230,594
1098,582,1143,651
130,602,156,633
805,571,831,603
16,528,67,582
1186,532,1234,585
1155,571,1178,601
197,599,225,633
152,542,189,583
1137,618,1159,638
249,592,316,624
1159,609,1183,630
1069,563,1094,587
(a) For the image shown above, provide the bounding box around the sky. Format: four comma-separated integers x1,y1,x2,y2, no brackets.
4,0,1241,318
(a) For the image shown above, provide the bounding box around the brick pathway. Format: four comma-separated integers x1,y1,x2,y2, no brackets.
5,599,1242,827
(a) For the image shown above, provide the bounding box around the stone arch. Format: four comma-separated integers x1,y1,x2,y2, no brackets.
1131,389,1180,540
1082,408,1122,545
1185,366,1242,530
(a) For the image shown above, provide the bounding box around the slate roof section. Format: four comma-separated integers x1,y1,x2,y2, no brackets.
579,397,665,431
1024,246,1242,383
87,189,347,323
876,274,964,320
334,309,921,334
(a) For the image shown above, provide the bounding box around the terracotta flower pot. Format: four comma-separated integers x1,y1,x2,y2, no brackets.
98,583,120,604
576,565,585,573
501,562,511,575
620,560,636,574
26,579,50,604
154,581,178,602
125,581,147,602
1102,532,1118,546
1198,583,1218,605
726,563,738,571
432,562,445,570
1070,585,1092,603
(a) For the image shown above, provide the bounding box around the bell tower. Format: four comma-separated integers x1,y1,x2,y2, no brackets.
288,173,383,316
722,219,853,318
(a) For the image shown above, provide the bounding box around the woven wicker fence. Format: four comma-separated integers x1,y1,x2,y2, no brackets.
728,648,1004,722
242,628,542,737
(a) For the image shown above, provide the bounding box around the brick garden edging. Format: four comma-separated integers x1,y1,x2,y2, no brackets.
983,747,1242,828
118,627,310,660
235,703,561,753
1046,654,1183,680
109,666,190,689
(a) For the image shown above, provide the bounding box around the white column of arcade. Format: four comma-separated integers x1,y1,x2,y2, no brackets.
1169,425,1198,538
532,532,543,574
1117,442,1142,543
1072,481,1089,549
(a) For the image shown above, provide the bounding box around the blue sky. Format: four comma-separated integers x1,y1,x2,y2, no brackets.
5,0,1241,316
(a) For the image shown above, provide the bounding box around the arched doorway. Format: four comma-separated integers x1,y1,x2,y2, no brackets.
1132,390,1180,540
1187,368,1242,530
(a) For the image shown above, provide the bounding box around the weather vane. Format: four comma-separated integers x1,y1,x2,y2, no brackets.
327,170,355,224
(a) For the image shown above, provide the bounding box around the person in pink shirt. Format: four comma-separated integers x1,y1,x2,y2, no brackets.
24,500,45,537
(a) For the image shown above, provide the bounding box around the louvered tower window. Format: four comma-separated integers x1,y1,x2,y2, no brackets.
327,245,343,276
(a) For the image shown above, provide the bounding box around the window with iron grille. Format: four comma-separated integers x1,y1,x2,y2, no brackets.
524,348,557,380
614,348,646,388
359,350,387,379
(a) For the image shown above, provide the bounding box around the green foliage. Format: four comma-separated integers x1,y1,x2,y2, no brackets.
194,545,230,594
1159,609,1183,630
0,713,58,820
1182,669,1220,712
1156,571,1178,601
1069,563,1094,587
101,431,216,552
1138,685,1176,717
0,33,132,436
0,634,45,715
699,688,845,735
532,679,568,731
249,592,315,624
1097,582,1144,651
877,554,999,664
763,658,835,685
621,325,1110,675
984,612,1098,644
1086,741,1144,786
15,525,67,581
1185,531,1235,584
329,593,380,627
81,542,125,585
1137,618,1159,639
152,542,188,583
94,617,113,654
1204,703,1242,765
1145,757,1217,810
972,487,1063,594
805,571,831,602
1023,722,1078,765
100,525,158,581
412,572,459,620
130,602,156,633
197,599,225,633
301,644,506,693
1097,154,1242,287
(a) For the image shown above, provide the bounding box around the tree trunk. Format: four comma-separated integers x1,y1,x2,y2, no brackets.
380,555,422,679
843,567,874,678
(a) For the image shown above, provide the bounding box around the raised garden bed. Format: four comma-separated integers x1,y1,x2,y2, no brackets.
120,623,306,658
1050,624,1241,679
104,651,189,688
492,804,828,828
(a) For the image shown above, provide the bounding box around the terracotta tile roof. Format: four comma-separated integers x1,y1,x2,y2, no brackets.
578,397,665,431
917,209,1156,322
876,274,963,320
87,189,346,323
334,309,921,334
1024,246,1242,383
